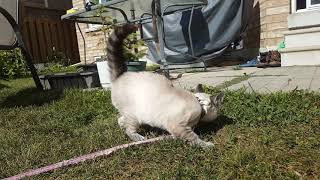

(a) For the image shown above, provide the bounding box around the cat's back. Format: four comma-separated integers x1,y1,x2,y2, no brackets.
112,72,173,95
111,71,198,110
111,71,201,128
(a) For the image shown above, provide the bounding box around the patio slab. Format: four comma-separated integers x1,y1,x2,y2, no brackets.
174,66,320,93
172,67,261,89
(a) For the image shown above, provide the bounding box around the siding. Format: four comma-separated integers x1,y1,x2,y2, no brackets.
244,0,290,50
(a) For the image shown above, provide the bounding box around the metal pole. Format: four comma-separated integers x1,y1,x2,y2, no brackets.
155,0,169,78
130,8,138,54
20,45,43,89
188,5,195,57
187,5,206,71
76,23,87,64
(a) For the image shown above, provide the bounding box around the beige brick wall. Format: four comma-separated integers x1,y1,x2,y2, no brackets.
244,0,290,51
73,0,106,64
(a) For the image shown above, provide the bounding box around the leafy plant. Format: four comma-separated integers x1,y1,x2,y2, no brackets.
146,64,160,71
0,49,28,79
91,0,99,4
39,63,82,75
123,32,147,61
46,49,71,66
94,6,147,61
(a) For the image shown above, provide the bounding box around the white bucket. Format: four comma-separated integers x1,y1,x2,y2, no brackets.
96,60,111,89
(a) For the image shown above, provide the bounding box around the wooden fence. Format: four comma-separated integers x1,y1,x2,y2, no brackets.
21,3,80,64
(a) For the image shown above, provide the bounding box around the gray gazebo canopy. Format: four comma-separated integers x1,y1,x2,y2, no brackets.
62,0,207,24
62,0,253,75
0,0,18,49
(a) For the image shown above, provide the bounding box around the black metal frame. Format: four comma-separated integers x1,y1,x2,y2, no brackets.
0,3,43,89
76,22,87,64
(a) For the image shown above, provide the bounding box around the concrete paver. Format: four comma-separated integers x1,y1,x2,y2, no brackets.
175,66,320,93
173,67,261,89
309,67,320,91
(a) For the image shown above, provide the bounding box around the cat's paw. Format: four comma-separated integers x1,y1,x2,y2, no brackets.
202,141,214,149
196,139,214,149
129,133,146,142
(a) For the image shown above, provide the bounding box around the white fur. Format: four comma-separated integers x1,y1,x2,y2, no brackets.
111,72,223,148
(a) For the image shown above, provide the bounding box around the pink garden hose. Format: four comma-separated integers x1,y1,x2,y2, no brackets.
5,136,173,180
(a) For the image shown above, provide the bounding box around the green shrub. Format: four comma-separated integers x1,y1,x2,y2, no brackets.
146,64,160,71
123,33,147,61
38,63,82,75
0,49,28,79
46,50,71,66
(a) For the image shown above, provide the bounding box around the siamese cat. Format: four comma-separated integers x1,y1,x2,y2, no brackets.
108,24,224,148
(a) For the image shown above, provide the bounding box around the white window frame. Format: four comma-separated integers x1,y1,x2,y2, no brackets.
307,0,320,10
293,0,320,13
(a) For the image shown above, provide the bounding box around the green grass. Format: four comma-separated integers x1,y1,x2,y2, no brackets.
146,64,160,72
0,78,320,179
214,74,251,90
232,65,243,71
38,64,82,75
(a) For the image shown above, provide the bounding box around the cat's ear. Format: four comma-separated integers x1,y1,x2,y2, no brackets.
211,92,224,106
194,84,204,93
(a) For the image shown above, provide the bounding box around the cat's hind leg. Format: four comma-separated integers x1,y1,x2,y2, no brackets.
168,124,213,148
117,116,126,129
118,116,146,142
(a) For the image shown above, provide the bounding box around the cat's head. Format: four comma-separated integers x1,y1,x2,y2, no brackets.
193,84,224,122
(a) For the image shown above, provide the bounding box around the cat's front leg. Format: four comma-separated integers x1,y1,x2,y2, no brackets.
118,116,146,141
168,124,214,148
194,138,214,148
125,128,146,142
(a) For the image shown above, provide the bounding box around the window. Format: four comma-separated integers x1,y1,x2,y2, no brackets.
294,0,320,12
296,0,306,11
308,0,320,9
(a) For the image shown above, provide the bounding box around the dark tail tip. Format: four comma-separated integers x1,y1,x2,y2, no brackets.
107,23,139,81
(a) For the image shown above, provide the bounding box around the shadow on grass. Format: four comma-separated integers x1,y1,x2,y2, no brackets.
139,115,234,137
140,124,169,137
0,82,9,90
0,88,63,108
195,115,234,135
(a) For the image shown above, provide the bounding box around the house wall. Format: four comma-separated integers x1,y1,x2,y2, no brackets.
73,0,106,64
259,0,290,49
242,0,290,58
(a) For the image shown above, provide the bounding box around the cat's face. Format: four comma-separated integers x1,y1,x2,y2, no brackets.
193,84,224,122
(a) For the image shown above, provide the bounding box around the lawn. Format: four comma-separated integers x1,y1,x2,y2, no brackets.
0,78,320,179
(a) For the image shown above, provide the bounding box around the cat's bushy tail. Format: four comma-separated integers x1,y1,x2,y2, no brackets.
107,24,138,81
